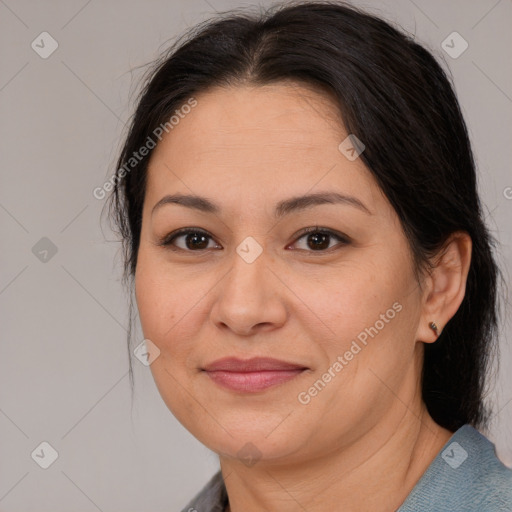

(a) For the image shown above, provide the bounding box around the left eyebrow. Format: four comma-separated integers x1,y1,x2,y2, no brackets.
274,191,372,217
151,191,372,217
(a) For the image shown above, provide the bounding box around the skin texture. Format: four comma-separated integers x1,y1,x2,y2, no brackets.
134,83,472,512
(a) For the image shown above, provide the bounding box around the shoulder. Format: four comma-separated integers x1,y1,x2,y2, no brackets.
398,424,512,512
180,470,227,512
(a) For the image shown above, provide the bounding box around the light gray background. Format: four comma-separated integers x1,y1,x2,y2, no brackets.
1,0,511,510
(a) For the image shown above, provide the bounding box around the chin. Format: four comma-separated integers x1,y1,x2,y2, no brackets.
186,416,311,464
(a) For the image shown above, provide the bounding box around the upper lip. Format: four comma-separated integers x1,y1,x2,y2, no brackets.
202,357,308,372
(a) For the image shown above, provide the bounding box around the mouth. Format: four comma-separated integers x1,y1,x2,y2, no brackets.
201,357,309,393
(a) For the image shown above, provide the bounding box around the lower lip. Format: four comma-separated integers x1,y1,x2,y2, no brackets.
204,369,306,392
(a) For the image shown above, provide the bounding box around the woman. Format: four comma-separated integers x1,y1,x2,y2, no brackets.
107,1,512,510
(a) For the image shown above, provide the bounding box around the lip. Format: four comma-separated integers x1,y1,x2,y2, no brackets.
203,357,308,372
202,357,309,393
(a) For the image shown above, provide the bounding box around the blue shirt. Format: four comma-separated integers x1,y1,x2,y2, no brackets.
180,424,512,511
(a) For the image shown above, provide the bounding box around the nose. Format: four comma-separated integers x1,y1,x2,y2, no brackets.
209,242,288,337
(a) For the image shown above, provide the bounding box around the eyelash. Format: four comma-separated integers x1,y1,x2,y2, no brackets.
156,226,350,254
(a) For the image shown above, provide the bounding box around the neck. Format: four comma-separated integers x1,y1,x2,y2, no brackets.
221,407,453,512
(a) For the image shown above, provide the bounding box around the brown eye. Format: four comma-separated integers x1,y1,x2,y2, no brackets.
158,226,349,254
159,229,221,251
290,227,349,252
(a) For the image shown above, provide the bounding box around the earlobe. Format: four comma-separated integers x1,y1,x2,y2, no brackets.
416,231,472,344
428,321,439,338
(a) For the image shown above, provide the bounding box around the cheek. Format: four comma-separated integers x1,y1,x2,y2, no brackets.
134,254,182,344
303,271,420,428
304,258,409,341
134,252,213,363
134,258,201,422
135,269,163,339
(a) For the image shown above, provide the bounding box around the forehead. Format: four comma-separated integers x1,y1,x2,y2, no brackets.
144,83,382,213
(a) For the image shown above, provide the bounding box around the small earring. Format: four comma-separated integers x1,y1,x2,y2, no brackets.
429,321,439,337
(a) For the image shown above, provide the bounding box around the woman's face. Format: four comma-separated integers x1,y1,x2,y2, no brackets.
135,83,428,464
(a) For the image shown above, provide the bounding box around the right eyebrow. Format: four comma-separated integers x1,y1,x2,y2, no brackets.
152,194,220,217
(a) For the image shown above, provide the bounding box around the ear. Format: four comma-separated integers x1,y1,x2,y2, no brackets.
416,231,472,343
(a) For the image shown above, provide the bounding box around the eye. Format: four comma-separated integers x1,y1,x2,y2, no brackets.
157,226,350,253
289,226,350,252
157,228,221,252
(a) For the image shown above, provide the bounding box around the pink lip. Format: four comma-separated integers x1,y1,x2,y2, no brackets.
202,357,309,393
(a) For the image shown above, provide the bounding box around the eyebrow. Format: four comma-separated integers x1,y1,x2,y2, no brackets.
151,191,372,217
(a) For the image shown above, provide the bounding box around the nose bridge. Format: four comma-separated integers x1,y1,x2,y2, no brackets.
226,235,269,300
211,235,286,334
